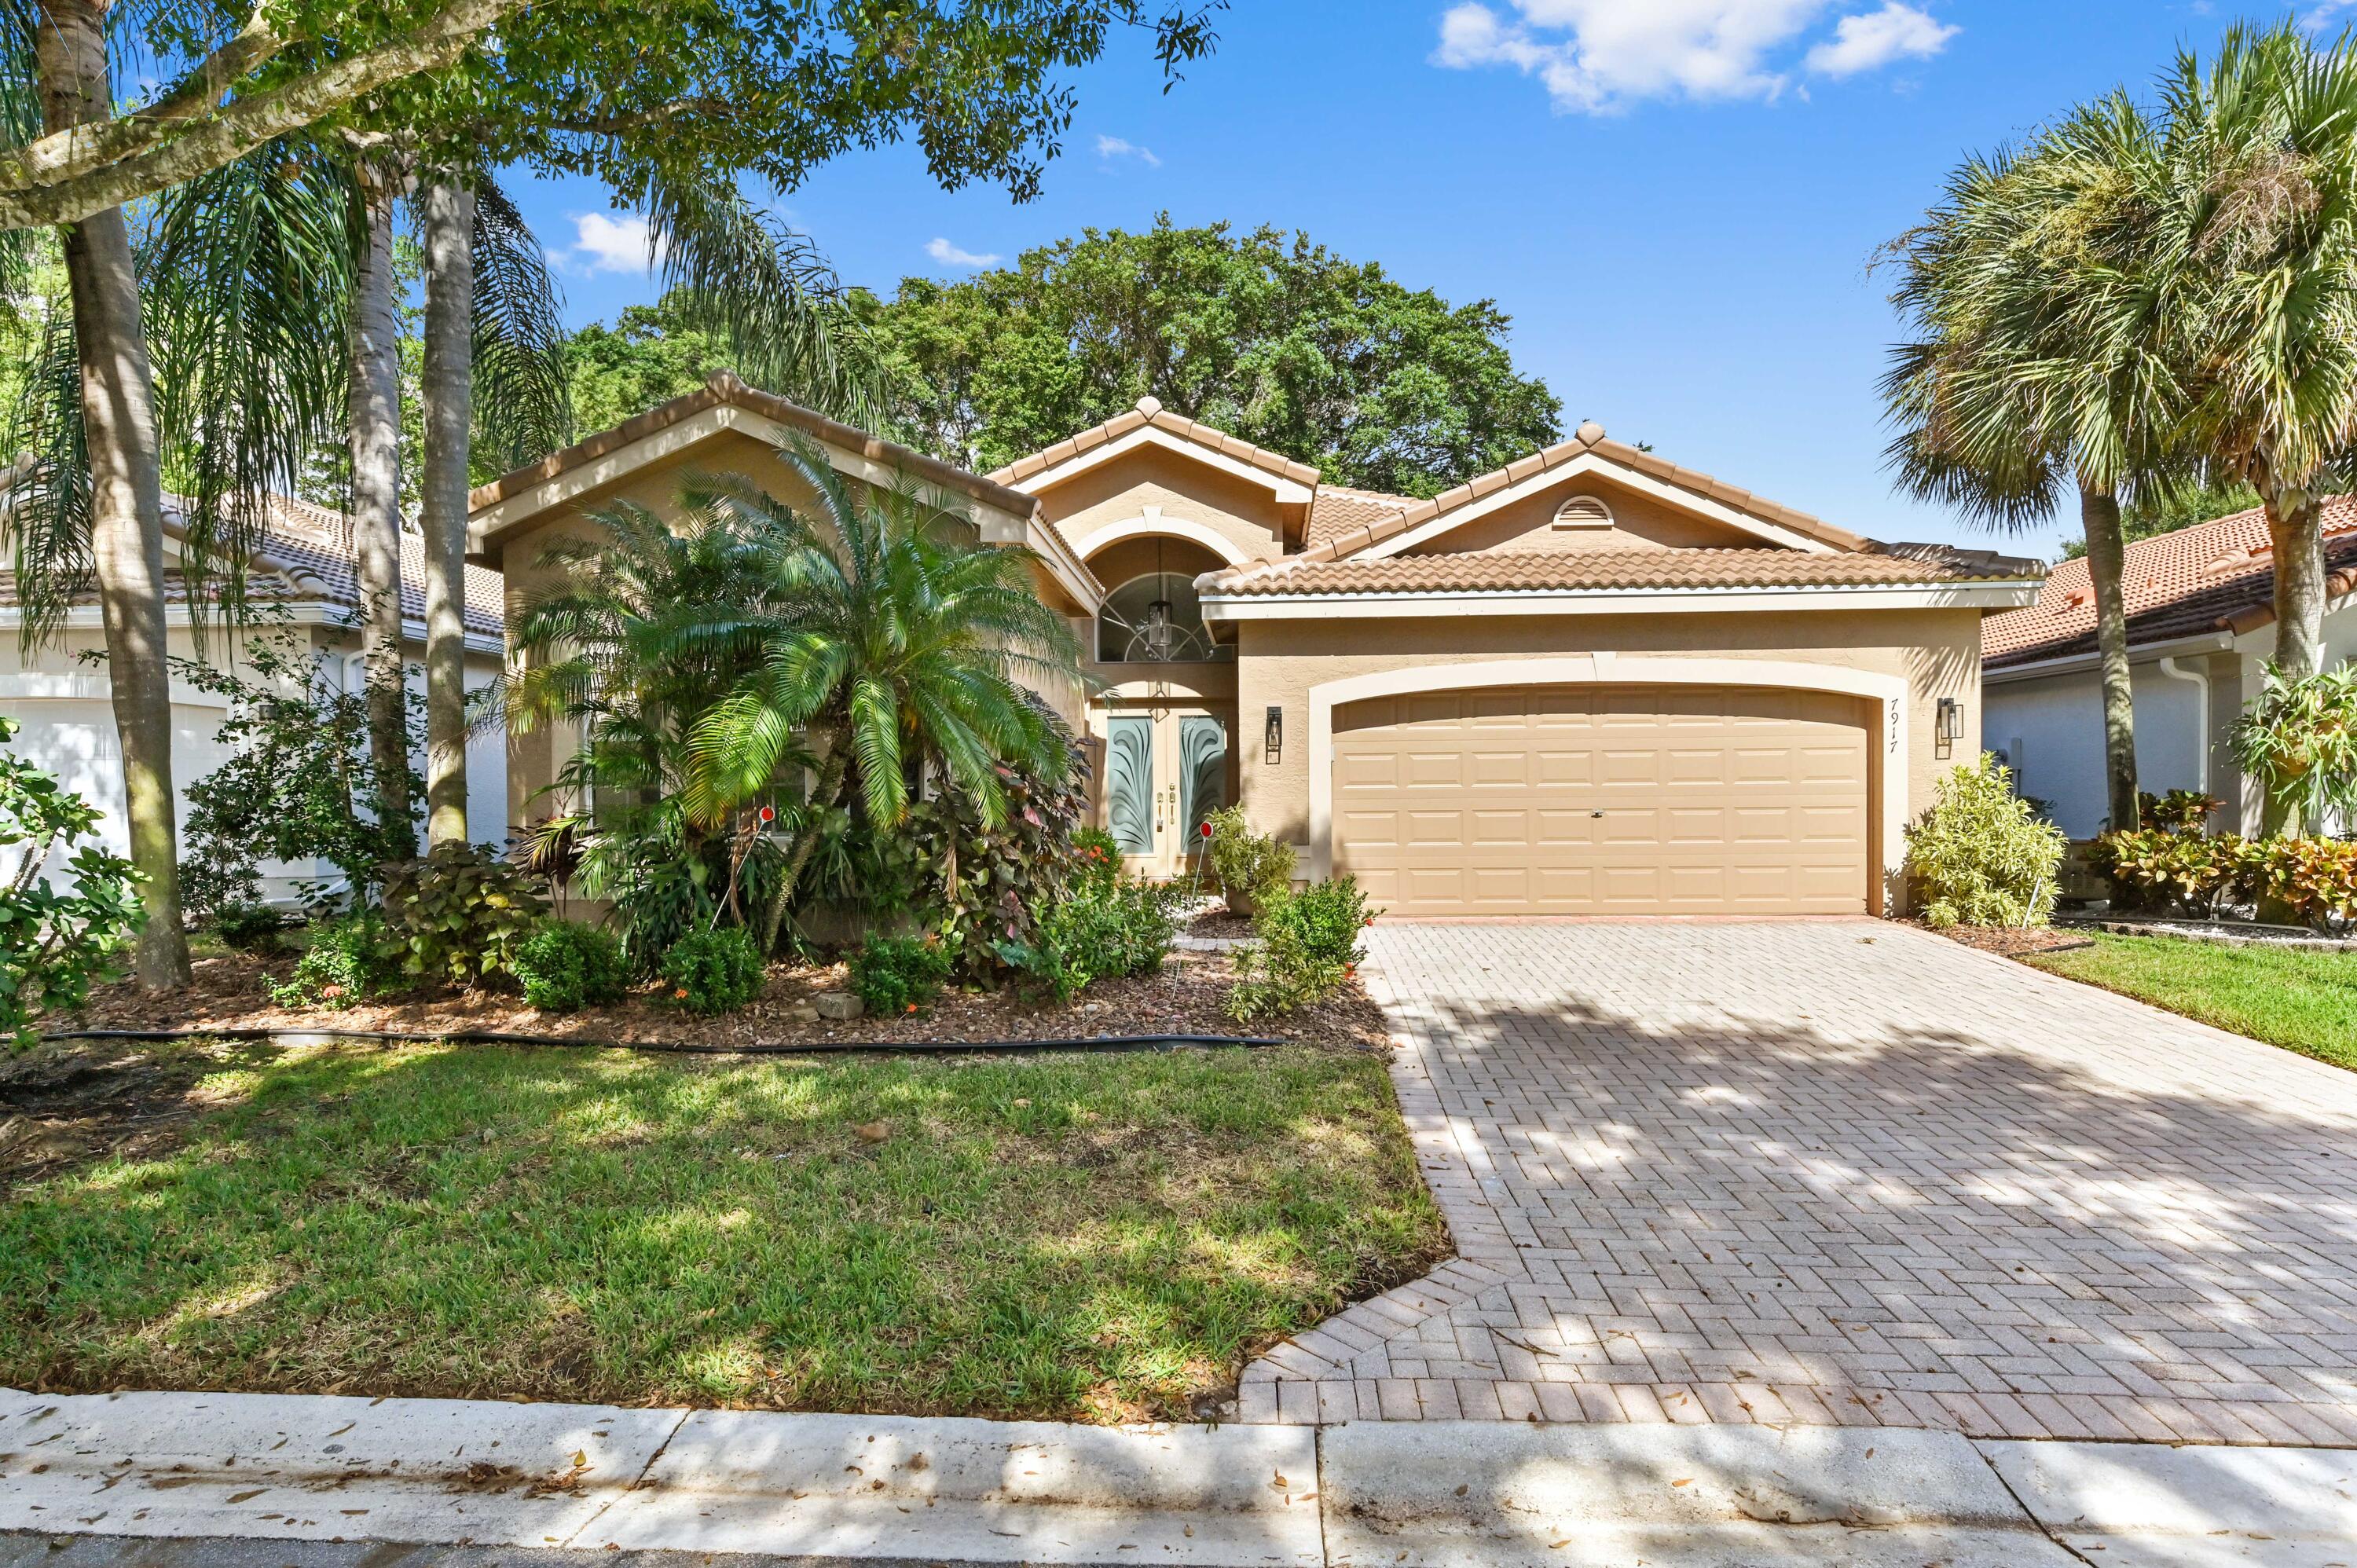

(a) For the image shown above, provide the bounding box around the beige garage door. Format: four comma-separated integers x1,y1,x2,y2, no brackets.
1332,684,1871,916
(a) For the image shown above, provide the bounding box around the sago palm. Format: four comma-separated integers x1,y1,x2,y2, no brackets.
679,439,1082,922
1883,94,2189,833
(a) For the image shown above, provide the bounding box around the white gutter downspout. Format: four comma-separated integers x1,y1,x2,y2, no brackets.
2157,657,2212,793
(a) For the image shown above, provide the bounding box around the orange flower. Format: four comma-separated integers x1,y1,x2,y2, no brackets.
673,987,689,1000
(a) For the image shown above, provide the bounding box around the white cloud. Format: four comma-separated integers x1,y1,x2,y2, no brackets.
926,236,1002,269
1432,0,1954,113
1095,134,1163,168
1804,2,1956,76
567,212,665,274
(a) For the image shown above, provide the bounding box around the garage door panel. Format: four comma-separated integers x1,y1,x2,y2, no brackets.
1332,683,1869,917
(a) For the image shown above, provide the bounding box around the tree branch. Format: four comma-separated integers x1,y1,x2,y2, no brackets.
0,0,526,229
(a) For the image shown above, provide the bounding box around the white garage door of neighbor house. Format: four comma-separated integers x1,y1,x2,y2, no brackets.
1331,683,1871,917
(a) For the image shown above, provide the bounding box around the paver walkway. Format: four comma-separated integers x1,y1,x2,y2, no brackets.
1241,920,2357,1442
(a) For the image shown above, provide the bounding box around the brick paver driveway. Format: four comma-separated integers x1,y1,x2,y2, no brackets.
1241,921,2357,1442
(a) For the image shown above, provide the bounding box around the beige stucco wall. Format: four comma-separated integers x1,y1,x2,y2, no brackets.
1409,472,1765,556
1230,606,1986,913
1040,445,1294,563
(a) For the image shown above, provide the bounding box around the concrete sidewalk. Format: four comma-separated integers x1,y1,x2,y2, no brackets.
4,1387,2352,1566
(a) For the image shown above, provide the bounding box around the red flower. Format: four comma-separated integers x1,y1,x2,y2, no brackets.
1199,821,1212,837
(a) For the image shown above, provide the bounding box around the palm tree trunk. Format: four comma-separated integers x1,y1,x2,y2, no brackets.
346,171,412,860
2256,478,2328,835
37,0,189,987
419,175,474,850
2080,484,2140,833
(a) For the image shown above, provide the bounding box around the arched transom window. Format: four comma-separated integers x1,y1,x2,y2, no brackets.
1097,572,1231,662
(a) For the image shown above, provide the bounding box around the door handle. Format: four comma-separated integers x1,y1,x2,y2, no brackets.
1591,810,1604,819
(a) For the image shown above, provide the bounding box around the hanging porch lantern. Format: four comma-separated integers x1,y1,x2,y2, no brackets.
1144,593,1174,657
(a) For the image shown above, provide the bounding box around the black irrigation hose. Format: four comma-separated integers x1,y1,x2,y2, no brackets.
38,1027,1289,1059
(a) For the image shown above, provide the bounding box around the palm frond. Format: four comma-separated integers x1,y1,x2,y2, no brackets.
0,312,93,652
144,136,354,648
641,171,885,425
471,172,572,472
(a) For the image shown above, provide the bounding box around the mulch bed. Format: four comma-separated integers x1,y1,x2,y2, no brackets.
60,942,1393,1054
1917,921,2094,958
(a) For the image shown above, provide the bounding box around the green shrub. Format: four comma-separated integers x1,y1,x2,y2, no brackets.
849,934,955,1015
2139,789,2222,835
512,921,630,1013
379,844,552,987
1204,805,1294,910
659,926,767,1014
209,900,292,954
2098,830,2357,927
1225,877,1377,1023
1904,755,2068,929
996,879,1184,1003
0,716,143,1050
1071,826,1122,895
267,915,401,1011
2233,662,2357,831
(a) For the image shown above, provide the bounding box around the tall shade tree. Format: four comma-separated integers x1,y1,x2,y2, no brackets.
2165,24,2357,708
0,0,1228,984
680,441,1082,929
1882,97,2188,836
853,218,1563,496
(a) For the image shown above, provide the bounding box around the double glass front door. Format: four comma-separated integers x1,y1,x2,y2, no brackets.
1105,710,1230,876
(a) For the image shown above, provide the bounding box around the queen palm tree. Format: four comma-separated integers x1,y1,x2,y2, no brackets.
1883,95,2190,835
676,440,1082,934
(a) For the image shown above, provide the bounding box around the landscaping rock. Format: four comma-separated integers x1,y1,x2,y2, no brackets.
814,991,864,1020
785,1002,820,1024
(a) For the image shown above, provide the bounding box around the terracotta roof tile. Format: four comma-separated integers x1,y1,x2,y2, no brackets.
1981,500,2357,669
987,396,1321,489
1201,548,2039,598
1303,485,1417,548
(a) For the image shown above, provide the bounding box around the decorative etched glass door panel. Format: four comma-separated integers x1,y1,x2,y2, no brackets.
1107,716,1155,859
1178,716,1230,852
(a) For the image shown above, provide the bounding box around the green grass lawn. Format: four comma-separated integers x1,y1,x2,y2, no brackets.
0,1041,1445,1420
2025,932,2357,1072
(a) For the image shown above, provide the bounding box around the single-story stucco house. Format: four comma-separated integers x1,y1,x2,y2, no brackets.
0,493,510,899
1981,501,2357,839
471,376,2044,918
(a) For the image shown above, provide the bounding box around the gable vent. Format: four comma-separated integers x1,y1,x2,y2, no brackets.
1553,494,1615,529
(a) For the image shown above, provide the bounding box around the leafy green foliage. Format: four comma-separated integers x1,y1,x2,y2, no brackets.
209,901,294,954
266,914,401,1012
1226,877,1375,1024
855,218,1562,496
512,921,631,1013
848,935,956,1015
2233,664,2357,832
659,927,767,1015
676,445,1083,934
564,297,731,440
1906,756,2069,929
174,631,421,917
2097,830,2357,927
995,880,1182,1004
1070,826,1121,895
378,845,552,988
2140,789,2223,834
1203,806,1294,910
0,716,142,1050
866,759,1090,973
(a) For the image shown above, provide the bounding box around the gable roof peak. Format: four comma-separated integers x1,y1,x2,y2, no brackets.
1574,419,1605,445
1135,394,1164,417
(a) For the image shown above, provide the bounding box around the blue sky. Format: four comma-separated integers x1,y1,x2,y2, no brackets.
510,2,2297,556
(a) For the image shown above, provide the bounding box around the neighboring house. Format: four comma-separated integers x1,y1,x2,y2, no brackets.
0,493,510,900
1981,503,2357,839
474,373,2043,918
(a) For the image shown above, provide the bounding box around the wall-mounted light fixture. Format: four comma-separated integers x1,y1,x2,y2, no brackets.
1937,697,1964,755
1264,705,1283,765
